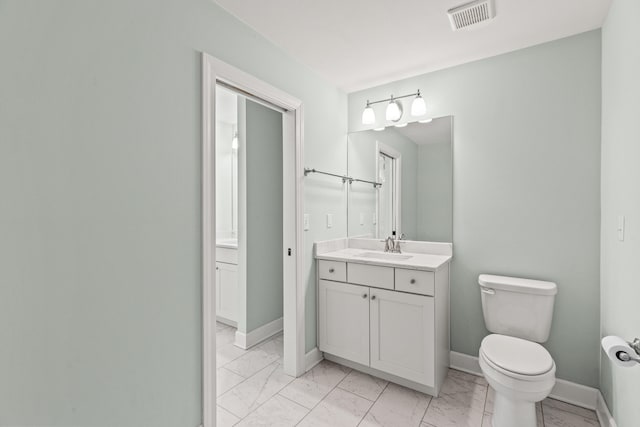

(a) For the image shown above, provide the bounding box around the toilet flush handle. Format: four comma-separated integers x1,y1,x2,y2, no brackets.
480,287,495,295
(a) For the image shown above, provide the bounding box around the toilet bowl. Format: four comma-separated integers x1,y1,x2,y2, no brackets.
477,274,558,427
479,334,556,427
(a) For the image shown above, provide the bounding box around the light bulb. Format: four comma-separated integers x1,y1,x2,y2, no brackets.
386,99,402,122
411,93,427,116
362,102,376,125
231,132,239,150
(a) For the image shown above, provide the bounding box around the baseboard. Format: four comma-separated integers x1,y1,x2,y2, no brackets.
596,391,617,427
450,351,599,411
305,347,323,371
234,317,283,350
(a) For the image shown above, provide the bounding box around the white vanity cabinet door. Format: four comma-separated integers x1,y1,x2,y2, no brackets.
370,288,435,386
318,280,370,366
216,262,237,323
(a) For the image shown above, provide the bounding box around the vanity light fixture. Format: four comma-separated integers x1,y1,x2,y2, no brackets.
386,97,403,122
361,90,428,125
231,131,239,150
362,101,376,125
411,90,427,116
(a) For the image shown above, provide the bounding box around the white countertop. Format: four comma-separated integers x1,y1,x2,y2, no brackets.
216,239,238,249
316,247,451,272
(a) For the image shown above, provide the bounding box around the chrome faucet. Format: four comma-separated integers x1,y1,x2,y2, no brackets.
384,236,394,252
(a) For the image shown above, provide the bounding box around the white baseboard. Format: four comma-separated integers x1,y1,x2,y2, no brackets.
235,317,283,350
305,347,323,371
450,351,601,411
596,391,617,427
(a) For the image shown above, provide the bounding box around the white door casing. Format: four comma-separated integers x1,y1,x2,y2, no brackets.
202,52,305,427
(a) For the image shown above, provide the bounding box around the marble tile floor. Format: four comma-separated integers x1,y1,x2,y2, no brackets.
215,323,600,427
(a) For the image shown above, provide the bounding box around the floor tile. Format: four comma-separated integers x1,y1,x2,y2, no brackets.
360,382,431,427
278,360,351,409
217,367,246,397
542,398,599,421
422,370,487,427
224,347,280,378
235,394,309,427
481,405,543,427
484,387,495,413
298,387,373,427
337,370,388,401
218,361,295,418
217,405,240,427
258,333,284,359
217,342,248,368
543,405,600,427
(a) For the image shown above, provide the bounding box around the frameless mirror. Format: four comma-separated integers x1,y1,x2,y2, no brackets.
347,116,453,242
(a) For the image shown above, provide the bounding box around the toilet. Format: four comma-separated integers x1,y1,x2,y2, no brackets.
478,274,558,427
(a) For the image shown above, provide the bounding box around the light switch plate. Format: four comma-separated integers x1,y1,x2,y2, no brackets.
359,213,364,226
304,214,310,231
327,213,333,228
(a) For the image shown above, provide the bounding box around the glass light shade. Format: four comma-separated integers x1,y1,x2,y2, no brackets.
362,106,376,125
231,133,239,150
386,100,402,122
373,127,386,132
394,123,407,128
411,95,427,116
419,118,433,123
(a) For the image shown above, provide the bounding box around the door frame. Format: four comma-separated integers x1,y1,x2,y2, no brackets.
202,53,305,427
375,142,402,238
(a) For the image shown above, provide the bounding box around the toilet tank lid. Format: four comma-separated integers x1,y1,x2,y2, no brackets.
478,274,557,296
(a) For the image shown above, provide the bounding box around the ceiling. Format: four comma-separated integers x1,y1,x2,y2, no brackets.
213,0,612,92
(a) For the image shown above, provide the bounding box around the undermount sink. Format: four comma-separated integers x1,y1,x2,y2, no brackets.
355,251,413,261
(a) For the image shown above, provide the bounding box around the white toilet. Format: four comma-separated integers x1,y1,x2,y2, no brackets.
478,274,558,427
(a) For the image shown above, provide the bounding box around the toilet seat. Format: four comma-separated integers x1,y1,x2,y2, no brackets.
480,334,554,381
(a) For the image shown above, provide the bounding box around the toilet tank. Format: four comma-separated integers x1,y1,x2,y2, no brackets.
479,274,557,343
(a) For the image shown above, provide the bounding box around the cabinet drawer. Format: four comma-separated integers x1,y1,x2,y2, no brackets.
395,268,434,296
348,263,394,290
318,260,347,282
216,247,238,264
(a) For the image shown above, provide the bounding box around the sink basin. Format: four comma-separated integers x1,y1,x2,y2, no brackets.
355,251,413,261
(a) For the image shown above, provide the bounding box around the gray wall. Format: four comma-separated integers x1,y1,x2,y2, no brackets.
245,100,283,332
0,0,347,425
417,141,453,242
600,0,640,424
348,31,602,387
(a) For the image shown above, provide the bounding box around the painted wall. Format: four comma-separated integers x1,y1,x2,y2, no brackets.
0,0,347,425
349,31,602,387
417,139,453,242
244,100,284,332
600,0,640,424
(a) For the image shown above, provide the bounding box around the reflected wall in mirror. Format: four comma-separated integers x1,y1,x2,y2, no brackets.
347,116,453,242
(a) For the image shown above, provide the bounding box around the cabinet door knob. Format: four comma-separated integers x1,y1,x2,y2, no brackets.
371,295,376,300
362,294,368,299
410,279,416,284
329,268,335,273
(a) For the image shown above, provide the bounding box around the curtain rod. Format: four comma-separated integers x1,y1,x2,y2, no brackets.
304,168,381,188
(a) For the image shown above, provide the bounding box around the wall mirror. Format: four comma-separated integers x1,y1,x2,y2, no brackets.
347,116,453,242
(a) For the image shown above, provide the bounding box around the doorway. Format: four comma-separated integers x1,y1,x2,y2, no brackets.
202,53,305,427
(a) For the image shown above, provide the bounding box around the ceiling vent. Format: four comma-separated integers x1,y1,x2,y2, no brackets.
447,0,496,31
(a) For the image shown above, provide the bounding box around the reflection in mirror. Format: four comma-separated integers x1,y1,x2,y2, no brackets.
347,116,453,242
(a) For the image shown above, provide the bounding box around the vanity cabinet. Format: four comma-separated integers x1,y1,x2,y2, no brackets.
216,245,238,325
317,258,449,396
